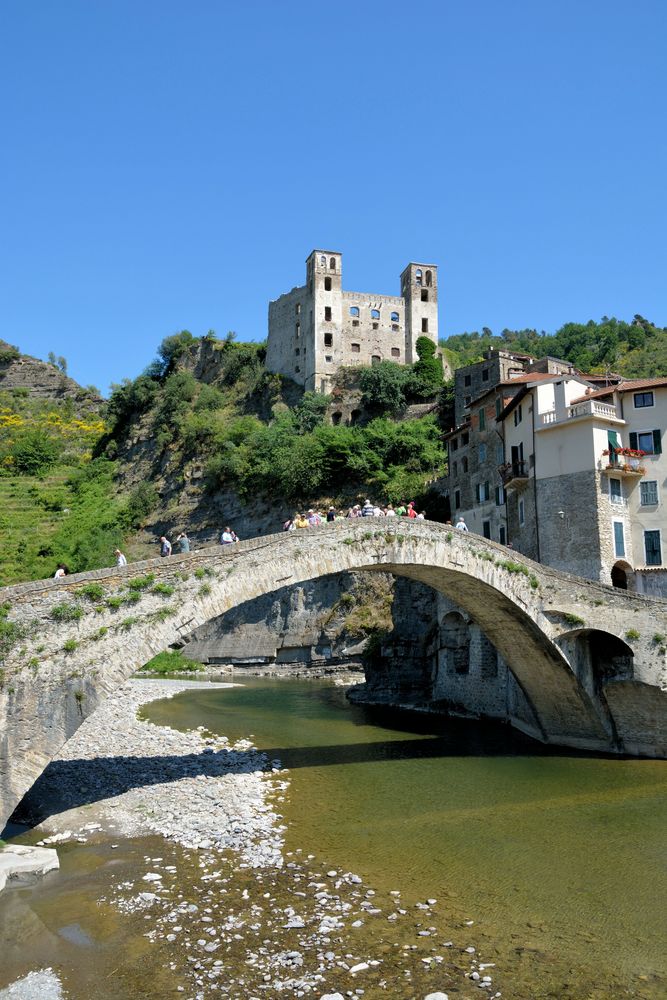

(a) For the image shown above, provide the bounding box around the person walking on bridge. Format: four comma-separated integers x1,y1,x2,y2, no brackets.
114,548,127,567
455,516,469,532
159,536,172,557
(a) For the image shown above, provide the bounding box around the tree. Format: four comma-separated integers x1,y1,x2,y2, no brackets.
359,362,409,413
411,336,443,396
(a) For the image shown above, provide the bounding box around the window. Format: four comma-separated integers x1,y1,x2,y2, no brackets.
415,268,422,285
452,460,458,476
324,306,332,321
613,521,626,558
461,456,468,473
496,443,504,464
461,432,469,445
499,525,507,545
464,374,472,387
392,324,399,332
451,437,458,451
454,489,461,509
320,255,326,266
482,520,491,539
372,322,378,330
609,478,623,505
478,408,486,431
295,348,300,355
324,276,332,291
421,289,429,302
479,443,487,462
295,323,300,337
390,312,399,322
495,397,502,417
352,320,359,327
330,257,336,270
464,395,471,408
331,412,342,426
425,269,432,287
351,343,360,353
421,318,428,332
325,355,333,363
371,308,380,319
629,430,662,454
476,482,490,502
640,480,658,505
295,365,301,373
391,347,400,358
324,333,333,347
634,391,654,408
350,306,360,317
482,368,489,382
295,303,301,315
645,530,662,565
371,355,381,365
495,485,505,505
518,498,525,526
514,404,523,426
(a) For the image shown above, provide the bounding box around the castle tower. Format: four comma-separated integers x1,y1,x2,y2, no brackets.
306,249,343,393
400,262,439,364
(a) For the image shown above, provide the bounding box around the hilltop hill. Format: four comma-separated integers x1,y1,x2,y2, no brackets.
0,339,101,410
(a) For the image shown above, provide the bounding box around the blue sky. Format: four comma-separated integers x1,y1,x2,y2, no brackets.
3,1,666,393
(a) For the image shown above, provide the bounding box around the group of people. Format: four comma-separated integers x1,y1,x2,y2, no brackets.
283,500,427,531
157,532,191,558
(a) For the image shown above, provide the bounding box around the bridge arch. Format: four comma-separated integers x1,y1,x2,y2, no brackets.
2,519,666,827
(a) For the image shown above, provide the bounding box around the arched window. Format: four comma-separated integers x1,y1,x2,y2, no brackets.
371,354,381,365
320,255,326,266
330,257,336,270
349,306,360,317
425,270,432,287
371,308,380,319
390,311,399,322
415,268,422,285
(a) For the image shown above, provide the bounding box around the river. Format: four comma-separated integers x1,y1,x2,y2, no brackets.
1,676,665,999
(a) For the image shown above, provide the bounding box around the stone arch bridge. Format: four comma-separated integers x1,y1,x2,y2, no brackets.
1,519,666,828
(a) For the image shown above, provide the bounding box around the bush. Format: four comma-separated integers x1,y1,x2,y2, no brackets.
360,362,409,414
7,430,60,475
0,341,20,365
50,603,83,623
120,483,159,529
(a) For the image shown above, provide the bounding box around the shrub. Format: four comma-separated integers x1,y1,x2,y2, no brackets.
79,583,105,601
563,613,585,627
8,430,60,475
625,629,640,641
50,603,83,623
120,483,159,529
63,639,78,653
127,574,155,591
0,341,20,365
152,583,175,597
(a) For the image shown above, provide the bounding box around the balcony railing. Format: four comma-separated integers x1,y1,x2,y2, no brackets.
499,460,529,487
539,399,622,427
601,455,646,477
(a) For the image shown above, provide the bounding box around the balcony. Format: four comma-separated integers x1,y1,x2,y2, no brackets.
499,460,529,489
601,457,646,478
539,399,623,428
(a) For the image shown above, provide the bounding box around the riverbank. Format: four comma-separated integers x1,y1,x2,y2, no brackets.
3,678,501,999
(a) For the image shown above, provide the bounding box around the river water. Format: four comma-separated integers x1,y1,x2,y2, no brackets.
1,676,665,998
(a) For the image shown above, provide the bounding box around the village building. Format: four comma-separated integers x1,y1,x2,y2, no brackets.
266,250,440,393
499,376,667,596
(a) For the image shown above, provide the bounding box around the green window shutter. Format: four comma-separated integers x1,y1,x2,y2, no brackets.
629,432,638,450
653,429,662,454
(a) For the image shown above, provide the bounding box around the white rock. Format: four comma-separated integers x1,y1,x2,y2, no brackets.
349,963,369,974
424,994,449,1000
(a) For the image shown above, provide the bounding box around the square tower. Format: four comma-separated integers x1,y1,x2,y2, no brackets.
307,250,343,393
400,263,439,364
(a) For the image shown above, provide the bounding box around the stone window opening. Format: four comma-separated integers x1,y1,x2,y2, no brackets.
372,322,379,330
324,332,333,347
295,303,301,315
295,323,300,337
295,348,300,355
453,461,458,476
350,409,361,425
482,368,489,382
352,320,359,327
421,289,429,302
442,612,470,675
425,269,432,287
324,276,332,291
371,308,380,319
331,411,342,426
462,456,468,473
295,365,301,373
371,355,381,365
350,306,360,317
461,431,469,445
325,354,333,363
320,255,326,266
324,306,332,321
391,347,400,358
330,257,336,270
454,488,461,509
391,324,399,331
464,374,472,387
421,318,429,333
415,268,422,286
351,343,360,353
391,311,399,322
482,520,491,539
